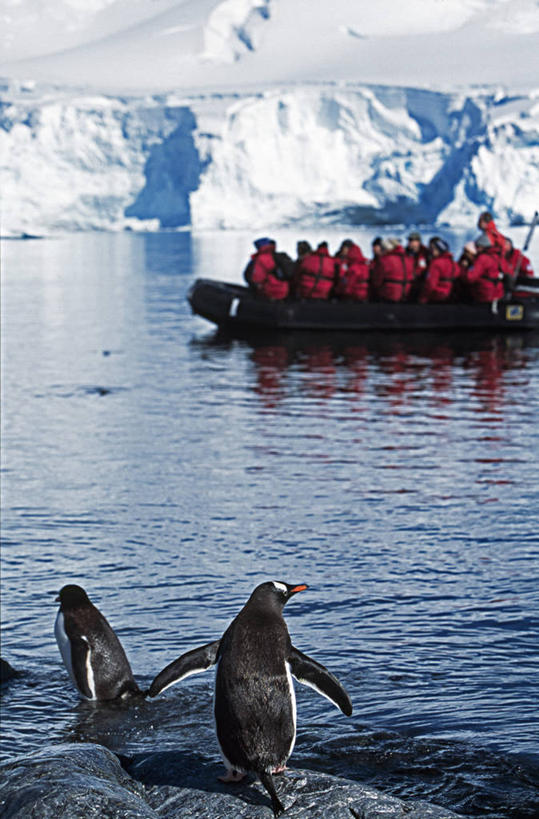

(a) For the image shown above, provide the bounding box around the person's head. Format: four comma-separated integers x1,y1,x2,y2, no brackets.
317,241,329,252
428,236,450,258
503,236,513,255
475,232,492,252
296,240,312,258
459,241,476,267
254,237,275,252
407,231,422,253
372,236,383,257
380,237,400,254
477,211,493,230
337,239,354,257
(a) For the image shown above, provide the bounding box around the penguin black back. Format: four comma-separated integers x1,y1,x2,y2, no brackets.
55,584,142,701
214,582,307,815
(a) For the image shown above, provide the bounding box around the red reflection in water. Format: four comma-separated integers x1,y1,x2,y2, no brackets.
466,339,529,413
247,333,535,417
299,346,337,400
251,345,290,409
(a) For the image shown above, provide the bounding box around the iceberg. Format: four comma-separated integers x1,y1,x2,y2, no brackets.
1,82,538,236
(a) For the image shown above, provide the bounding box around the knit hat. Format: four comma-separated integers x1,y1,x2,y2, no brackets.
408,231,421,241
254,237,274,250
464,241,477,255
429,236,450,254
372,236,383,247
475,232,492,249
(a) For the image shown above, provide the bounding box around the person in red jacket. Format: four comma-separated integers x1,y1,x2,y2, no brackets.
502,237,536,299
477,211,505,252
244,237,290,301
371,238,414,302
502,237,534,280
418,237,459,303
461,233,504,303
295,241,338,299
406,231,429,278
334,239,370,301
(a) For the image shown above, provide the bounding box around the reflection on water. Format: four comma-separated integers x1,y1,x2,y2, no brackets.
2,232,539,819
233,332,533,414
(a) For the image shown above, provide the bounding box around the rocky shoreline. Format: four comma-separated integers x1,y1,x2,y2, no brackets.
0,742,461,818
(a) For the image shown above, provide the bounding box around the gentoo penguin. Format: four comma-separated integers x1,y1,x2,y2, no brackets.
55,584,142,701
149,581,352,816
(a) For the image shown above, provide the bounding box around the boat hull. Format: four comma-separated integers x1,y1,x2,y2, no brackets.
188,278,539,334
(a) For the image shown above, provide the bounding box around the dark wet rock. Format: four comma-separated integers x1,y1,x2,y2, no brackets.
0,744,151,819
0,659,18,684
0,743,462,818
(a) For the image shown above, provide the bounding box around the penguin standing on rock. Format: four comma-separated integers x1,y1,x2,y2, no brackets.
149,581,353,817
55,584,143,701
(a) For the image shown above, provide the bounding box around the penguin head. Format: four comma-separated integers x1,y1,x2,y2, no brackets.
56,584,91,609
249,581,308,611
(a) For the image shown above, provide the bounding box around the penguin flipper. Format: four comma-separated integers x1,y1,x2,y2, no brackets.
149,639,221,697
288,646,353,716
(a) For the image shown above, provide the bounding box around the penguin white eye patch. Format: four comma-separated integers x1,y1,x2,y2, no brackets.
272,582,288,593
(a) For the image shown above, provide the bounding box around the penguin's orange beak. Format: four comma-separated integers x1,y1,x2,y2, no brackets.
289,584,308,595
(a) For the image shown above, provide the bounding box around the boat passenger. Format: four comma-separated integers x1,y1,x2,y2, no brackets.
406,231,429,278
455,242,477,301
502,237,535,298
244,237,290,301
502,237,534,280
477,211,505,251
458,242,477,271
417,237,459,303
461,233,505,303
296,240,313,262
295,241,338,300
334,239,370,302
291,240,313,296
371,237,383,264
371,238,414,302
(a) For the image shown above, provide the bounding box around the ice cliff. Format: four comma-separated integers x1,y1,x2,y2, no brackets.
1,82,538,236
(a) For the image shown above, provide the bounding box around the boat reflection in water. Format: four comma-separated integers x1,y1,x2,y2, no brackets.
194,330,537,415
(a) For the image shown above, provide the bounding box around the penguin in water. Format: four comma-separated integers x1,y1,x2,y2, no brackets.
149,581,352,816
55,584,143,701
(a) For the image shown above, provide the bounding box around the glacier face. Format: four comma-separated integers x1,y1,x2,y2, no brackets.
1,82,538,236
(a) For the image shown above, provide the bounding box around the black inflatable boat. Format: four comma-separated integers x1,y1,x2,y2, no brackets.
188,277,539,335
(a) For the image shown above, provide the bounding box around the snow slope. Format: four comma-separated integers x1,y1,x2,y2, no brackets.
2,0,538,91
0,0,538,235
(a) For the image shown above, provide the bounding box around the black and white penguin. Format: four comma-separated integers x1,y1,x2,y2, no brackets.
149,581,353,816
55,584,142,701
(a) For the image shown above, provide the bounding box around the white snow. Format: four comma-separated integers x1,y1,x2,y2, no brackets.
0,0,537,237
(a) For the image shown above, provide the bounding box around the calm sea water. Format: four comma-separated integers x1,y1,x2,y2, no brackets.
1,230,539,817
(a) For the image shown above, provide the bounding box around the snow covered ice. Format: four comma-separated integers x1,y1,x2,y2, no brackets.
0,0,538,236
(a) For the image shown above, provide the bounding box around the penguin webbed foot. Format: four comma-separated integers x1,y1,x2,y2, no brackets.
219,768,246,783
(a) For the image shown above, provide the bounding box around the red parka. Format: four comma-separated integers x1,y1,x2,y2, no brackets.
418,252,459,303
295,246,337,299
462,247,505,303
249,245,289,301
503,247,534,279
407,245,429,278
334,244,370,301
371,246,414,302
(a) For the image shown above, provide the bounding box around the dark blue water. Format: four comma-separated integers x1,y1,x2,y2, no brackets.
1,231,539,817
